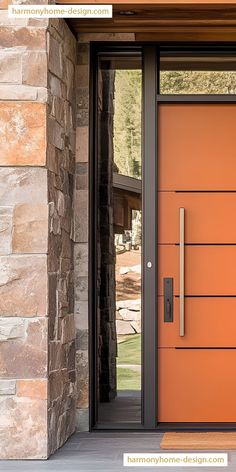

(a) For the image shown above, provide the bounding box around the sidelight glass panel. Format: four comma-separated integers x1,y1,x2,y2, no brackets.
159,51,236,94
96,53,142,426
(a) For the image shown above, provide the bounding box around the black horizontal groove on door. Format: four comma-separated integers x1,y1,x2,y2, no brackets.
175,190,236,193
173,243,236,246
175,347,236,349
174,295,236,298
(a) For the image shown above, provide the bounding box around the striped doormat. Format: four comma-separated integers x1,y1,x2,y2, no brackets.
160,432,236,450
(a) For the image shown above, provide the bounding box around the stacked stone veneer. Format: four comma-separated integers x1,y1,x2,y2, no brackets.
0,6,76,458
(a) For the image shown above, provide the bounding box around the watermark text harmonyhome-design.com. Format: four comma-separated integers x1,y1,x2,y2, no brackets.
8,4,112,18
123,453,228,467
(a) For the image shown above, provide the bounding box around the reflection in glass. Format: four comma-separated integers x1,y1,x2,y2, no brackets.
160,53,236,94
96,54,142,426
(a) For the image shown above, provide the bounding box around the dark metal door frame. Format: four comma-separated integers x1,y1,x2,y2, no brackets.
89,42,236,432
89,43,158,431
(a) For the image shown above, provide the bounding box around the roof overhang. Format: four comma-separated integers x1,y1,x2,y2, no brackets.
58,1,236,40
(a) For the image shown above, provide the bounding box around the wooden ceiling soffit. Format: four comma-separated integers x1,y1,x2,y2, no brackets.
65,3,236,40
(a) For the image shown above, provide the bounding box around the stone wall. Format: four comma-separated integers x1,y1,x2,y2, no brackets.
0,7,76,458
0,7,49,459
47,19,77,456
74,42,90,431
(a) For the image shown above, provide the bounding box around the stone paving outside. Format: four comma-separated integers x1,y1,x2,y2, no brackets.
1,432,236,472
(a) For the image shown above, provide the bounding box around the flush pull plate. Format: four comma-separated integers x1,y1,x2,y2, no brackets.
164,277,173,323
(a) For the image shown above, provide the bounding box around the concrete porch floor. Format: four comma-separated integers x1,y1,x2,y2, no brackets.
1,432,236,471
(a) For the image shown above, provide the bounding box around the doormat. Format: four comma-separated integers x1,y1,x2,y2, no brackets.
160,432,236,450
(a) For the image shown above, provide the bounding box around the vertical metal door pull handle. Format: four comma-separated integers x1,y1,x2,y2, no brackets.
179,207,185,337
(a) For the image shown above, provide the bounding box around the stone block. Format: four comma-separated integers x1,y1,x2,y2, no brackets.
17,379,47,400
75,275,88,302
116,299,141,311
0,396,47,459
0,255,47,316
76,162,88,190
73,190,88,243
0,51,21,84
0,102,46,165
130,320,142,334
50,95,64,126
12,203,48,254
0,168,47,206
49,73,62,98
118,309,141,322
76,350,88,409
48,115,64,150
116,320,135,335
22,51,47,87
0,26,46,49
0,84,47,102
65,58,75,103
76,107,89,128
76,126,88,162
77,43,89,66
0,318,47,378
49,35,62,79
75,408,89,432
76,64,89,88
49,341,63,372
75,301,88,330
74,243,88,277
75,329,88,351
0,0,10,9
0,318,25,341
49,370,63,402
61,314,75,344
0,207,13,255
63,23,77,63
0,380,16,395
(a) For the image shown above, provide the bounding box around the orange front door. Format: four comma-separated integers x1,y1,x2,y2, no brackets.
158,103,236,423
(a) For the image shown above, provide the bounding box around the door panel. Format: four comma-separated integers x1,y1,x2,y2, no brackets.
158,245,236,296
158,104,236,191
158,102,236,424
158,192,236,244
158,297,236,348
158,348,236,422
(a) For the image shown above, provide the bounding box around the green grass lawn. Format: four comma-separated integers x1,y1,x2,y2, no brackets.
117,334,141,390
117,367,141,390
117,334,141,365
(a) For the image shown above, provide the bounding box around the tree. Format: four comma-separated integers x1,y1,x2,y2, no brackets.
113,70,142,179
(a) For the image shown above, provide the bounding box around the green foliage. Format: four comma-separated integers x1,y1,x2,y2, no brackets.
113,69,236,180
160,71,236,95
113,70,142,179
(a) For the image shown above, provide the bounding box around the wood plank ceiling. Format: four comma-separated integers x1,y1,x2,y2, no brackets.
59,3,236,38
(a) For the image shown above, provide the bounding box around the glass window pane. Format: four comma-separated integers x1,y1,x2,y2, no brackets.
160,52,236,94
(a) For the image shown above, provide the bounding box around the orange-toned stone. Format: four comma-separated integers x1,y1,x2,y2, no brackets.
17,379,47,400
0,102,46,166
0,26,46,49
0,396,47,459
12,203,48,254
0,318,47,378
0,0,10,9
